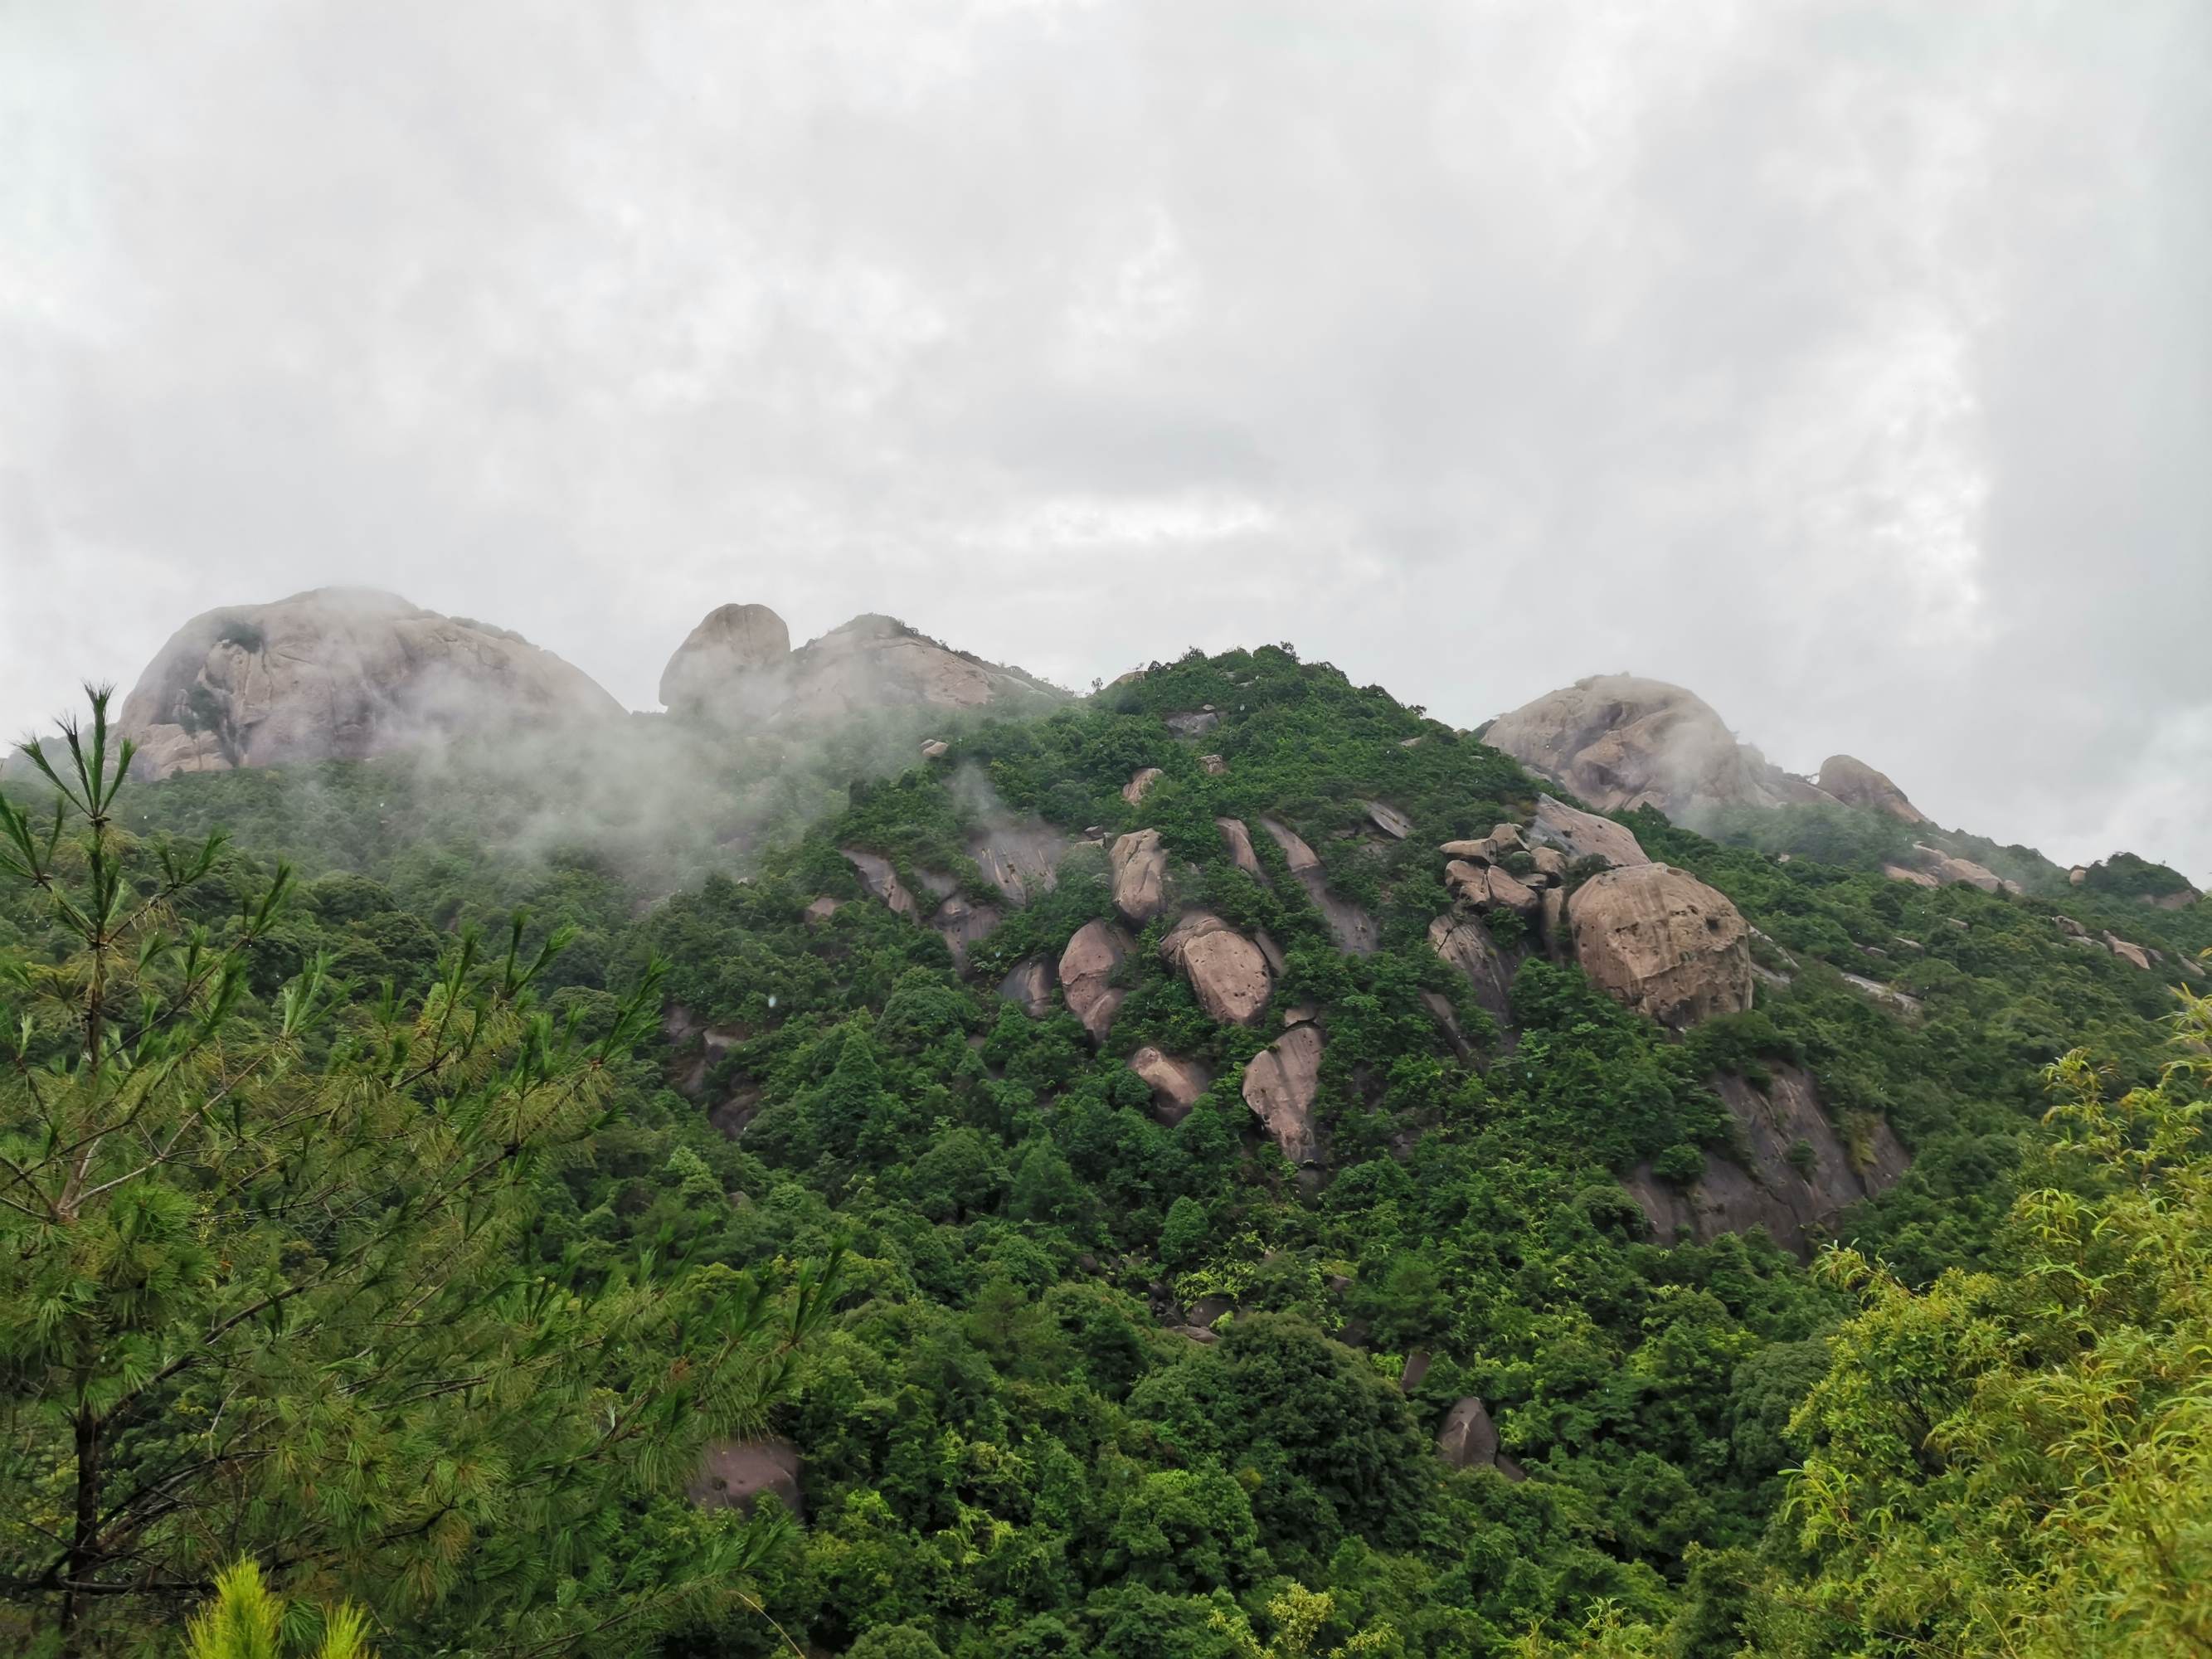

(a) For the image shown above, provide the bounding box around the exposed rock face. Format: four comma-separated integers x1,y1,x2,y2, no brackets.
118,589,621,778
1840,973,1923,1016
659,603,793,713
1129,1046,1213,1125
1242,1021,1325,1164
1364,800,1413,839
1109,830,1170,925
841,849,920,919
1816,754,1928,824
1428,915,1515,1029
1123,767,1164,805
2105,934,2153,972
1624,1064,1909,1254
1261,818,1377,956
1485,675,1833,820
999,956,1054,1018
1217,818,1267,882
929,895,1000,969
1883,863,1940,888
803,896,841,926
969,821,1067,907
1907,846,2020,895
664,609,1060,724
1437,1398,1521,1478
1568,864,1753,1028
1524,795,1650,868
1159,912,1272,1025
1164,708,1221,736
688,1439,804,1520
1059,921,1133,1041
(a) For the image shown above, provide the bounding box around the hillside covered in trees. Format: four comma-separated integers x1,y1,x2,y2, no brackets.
3,647,2205,1658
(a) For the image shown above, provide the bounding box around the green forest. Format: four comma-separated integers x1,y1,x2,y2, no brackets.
3,647,2207,1659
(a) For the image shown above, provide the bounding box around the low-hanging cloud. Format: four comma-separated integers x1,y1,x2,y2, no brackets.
2,0,2206,879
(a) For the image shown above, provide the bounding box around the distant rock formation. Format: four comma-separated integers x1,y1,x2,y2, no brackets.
1816,754,1928,824
117,588,620,778
1485,674,1835,820
1242,1020,1324,1164
1261,817,1377,955
1622,1063,1908,1254
1568,864,1753,1028
660,605,1061,725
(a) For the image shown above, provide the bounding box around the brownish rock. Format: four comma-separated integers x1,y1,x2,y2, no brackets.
1568,864,1753,1028
2105,934,2153,971
968,820,1068,906
1159,912,1273,1025
1437,1397,1505,1471
1263,817,1376,954
930,895,1000,970
1364,800,1414,839
1129,1046,1213,1125
1882,863,1941,888
1816,754,1928,824
841,849,919,919
119,588,622,778
1123,767,1164,805
1242,1022,1324,1164
1201,753,1228,775
803,896,841,926
1539,888,1568,960
1525,795,1650,868
660,603,793,713
1529,846,1568,878
999,956,1054,1018
1439,839,1495,862
683,612,1061,727
688,1439,804,1520
1911,844,2018,894
1481,866,1541,916
1059,920,1133,1041
1421,991,1471,1058
919,737,950,759
1218,817,1267,882
1428,914,1514,1029
1110,829,1170,925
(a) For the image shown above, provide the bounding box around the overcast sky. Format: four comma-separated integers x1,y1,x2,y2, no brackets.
3,1,2207,879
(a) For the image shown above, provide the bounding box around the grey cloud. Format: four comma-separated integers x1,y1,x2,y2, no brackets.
2,0,2206,879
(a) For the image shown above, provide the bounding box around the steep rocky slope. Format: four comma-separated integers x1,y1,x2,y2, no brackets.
116,589,620,777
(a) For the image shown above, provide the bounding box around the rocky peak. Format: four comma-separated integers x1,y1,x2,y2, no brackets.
117,588,620,779
659,603,793,713
1815,754,1928,824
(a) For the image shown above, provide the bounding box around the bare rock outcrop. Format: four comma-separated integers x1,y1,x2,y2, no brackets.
1159,912,1272,1025
1437,1398,1522,1478
1908,845,2020,895
930,895,1000,969
1123,767,1164,805
1816,754,1928,824
1882,863,1940,888
688,1440,804,1520
1428,914,1515,1029
1129,1046,1213,1125
1524,795,1650,868
1364,800,1413,839
1624,1064,1908,1254
118,588,621,778
999,956,1054,1018
665,609,1061,725
2104,934,2154,971
1242,1021,1325,1165
1567,864,1753,1028
1261,818,1377,956
1485,675,1834,820
1218,818,1267,882
841,849,919,919
1059,921,1133,1041
659,603,793,713
1110,830,1170,926
969,820,1067,907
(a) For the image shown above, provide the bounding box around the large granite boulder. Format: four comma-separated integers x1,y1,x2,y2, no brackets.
117,588,620,778
968,820,1068,906
659,603,792,713
1437,1398,1521,1478
1567,864,1753,1028
1217,818,1267,882
1428,914,1515,1030
1242,1021,1325,1164
688,1439,804,1520
1059,920,1133,1041
1128,1046,1213,1125
1261,817,1377,955
1815,754,1928,824
999,956,1054,1018
1159,912,1272,1025
1110,830,1170,926
1485,675,1834,820
841,849,920,919
1524,795,1650,868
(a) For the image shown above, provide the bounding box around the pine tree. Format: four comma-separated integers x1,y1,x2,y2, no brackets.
0,690,839,1654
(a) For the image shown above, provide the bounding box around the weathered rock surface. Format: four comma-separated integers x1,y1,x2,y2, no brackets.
1624,1064,1909,1254
1840,972,1923,1016
1428,914,1515,1030
1164,708,1221,736
841,849,919,919
968,820,1067,907
1911,845,2016,894
1816,754,1928,824
1364,800,1413,839
1242,1021,1324,1164
1123,767,1164,805
999,956,1054,1018
929,895,1000,969
1524,795,1650,868
1485,675,1835,820
1421,991,1471,1058
1110,830,1170,925
666,609,1060,725
688,1439,804,1520
1159,912,1273,1025
1128,1046,1213,1125
803,896,841,926
2104,934,2153,971
118,589,621,778
1261,818,1377,955
1568,864,1753,1028
1218,818,1267,882
1059,921,1133,1041
659,603,793,713
1437,1397,1521,1478
1201,753,1228,775
1882,863,1940,888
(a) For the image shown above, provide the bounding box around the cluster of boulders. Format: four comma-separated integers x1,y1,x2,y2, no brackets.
2049,912,2195,977
1882,843,2021,895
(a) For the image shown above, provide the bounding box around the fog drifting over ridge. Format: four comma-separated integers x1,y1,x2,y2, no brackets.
2,2,2207,879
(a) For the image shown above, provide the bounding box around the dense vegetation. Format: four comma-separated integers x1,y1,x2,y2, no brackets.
4,649,2204,1657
